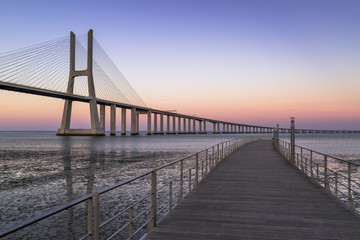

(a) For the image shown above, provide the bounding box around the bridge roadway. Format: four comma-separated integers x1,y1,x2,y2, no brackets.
2,82,359,134
145,140,360,240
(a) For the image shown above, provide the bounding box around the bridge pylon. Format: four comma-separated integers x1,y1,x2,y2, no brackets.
57,30,105,136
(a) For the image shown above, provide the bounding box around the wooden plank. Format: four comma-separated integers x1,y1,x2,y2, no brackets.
146,140,360,240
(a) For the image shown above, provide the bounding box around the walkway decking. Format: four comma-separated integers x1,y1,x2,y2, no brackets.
146,140,360,240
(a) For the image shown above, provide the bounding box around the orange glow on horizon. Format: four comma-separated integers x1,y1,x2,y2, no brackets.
1,87,360,131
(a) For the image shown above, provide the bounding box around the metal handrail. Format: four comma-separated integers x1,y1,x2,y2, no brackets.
0,193,92,237
294,144,360,166
275,139,359,213
99,192,151,229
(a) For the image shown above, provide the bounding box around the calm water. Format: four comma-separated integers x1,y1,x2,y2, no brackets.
0,131,359,237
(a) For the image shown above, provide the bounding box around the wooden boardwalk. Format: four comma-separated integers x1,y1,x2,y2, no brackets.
146,140,360,240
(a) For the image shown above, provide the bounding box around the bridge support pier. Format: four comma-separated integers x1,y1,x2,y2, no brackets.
121,108,126,135
172,116,176,134
110,105,116,136
183,117,186,134
160,114,164,134
131,108,139,135
188,118,191,134
100,105,105,130
153,113,158,134
57,30,104,136
166,115,170,134
147,111,152,135
178,117,182,134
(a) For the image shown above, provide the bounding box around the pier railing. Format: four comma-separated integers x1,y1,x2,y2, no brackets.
275,139,360,214
0,136,259,240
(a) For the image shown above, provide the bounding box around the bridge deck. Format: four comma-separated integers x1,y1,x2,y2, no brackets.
146,140,360,240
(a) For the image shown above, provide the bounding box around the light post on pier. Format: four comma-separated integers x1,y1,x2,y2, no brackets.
290,117,295,166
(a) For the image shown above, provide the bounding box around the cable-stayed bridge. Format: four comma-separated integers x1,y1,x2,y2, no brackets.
0,30,358,135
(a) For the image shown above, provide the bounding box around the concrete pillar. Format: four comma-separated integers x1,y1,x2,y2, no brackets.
110,105,116,136
188,118,191,133
131,108,138,135
87,30,103,135
137,113,139,133
222,123,226,133
147,110,152,135
213,122,216,133
183,117,186,134
203,121,207,134
160,114,164,134
172,116,176,134
178,117,181,133
121,108,126,135
100,105,105,130
198,120,202,133
166,115,170,133
153,113,158,134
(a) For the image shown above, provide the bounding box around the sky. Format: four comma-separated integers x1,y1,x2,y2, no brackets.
0,0,359,130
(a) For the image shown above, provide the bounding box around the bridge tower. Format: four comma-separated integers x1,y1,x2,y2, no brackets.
57,30,105,136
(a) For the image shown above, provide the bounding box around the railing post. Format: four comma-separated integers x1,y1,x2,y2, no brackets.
205,155,208,174
201,161,204,180
94,191,99,240
189,169,192,192
348,162,353,203
86,198,93,240
275,124,279,149
205,149,208,172
212,146,215,167
129,207,133,239
316,163,319,182
217,144,220,164
288,142,291,161
300,147,304,172
195,153,199,186
305,156,308,175
335,172,338,197
296,154,299,168
324,155,329,190
148,170,157,231
221,142,224,160
169,181,173,212
179,160,183,202
310,150,314,179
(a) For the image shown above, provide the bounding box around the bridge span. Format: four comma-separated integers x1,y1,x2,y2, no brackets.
0,29,358,135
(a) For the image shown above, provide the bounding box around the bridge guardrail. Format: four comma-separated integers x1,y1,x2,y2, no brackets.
0,136,260,239
274,139,360,215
